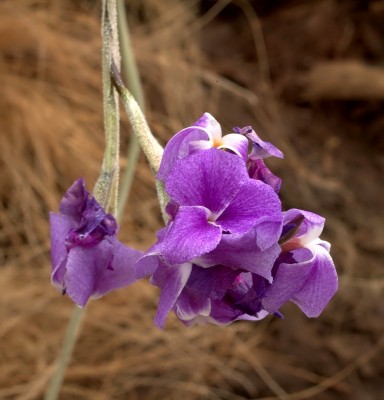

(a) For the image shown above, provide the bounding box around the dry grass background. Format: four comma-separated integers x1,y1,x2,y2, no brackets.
1,0,384,399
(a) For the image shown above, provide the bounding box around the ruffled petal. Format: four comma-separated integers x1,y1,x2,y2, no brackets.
291,239,338,317
165,148,248,215
59,178,87,222
153,262,192,328
50,212,74,287
262,247,314,313
92,237,143,299
217,179,281,235
158,206,222,265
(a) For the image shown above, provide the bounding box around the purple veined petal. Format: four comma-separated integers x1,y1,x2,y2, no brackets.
174,286,211,323
217,179,281,235
220,133,249,161
64,242,113,307
253,215,283,251
157,113,221,181
291,239,338,317
248,159,282,194
158,206,222,265
282,209,325,250
195,232,281,282
92,237,143,299
153,262,192,328
59,178,87,222
165,148,249,215
262,247,314,314
50,212,75,287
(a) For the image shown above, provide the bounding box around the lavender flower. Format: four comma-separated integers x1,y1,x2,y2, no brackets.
136,114,337,328
50,178,142,307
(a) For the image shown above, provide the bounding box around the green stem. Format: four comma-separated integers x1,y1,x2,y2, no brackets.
117,0,143,219
93,0,121,214
44,307,85,400
110,63,168,222
45,2,121,400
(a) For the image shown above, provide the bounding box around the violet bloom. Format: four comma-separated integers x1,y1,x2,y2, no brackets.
50,178,142,307
262,209,338,317
139,148,282,281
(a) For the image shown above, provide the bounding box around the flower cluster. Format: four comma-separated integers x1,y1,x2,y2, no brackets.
50,113,338,328
137,113,338,327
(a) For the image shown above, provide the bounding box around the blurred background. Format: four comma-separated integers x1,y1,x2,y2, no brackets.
1,0,383,399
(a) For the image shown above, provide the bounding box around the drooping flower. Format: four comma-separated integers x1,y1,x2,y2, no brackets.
50,178,142,307
261,209,338,317
139,148,282,281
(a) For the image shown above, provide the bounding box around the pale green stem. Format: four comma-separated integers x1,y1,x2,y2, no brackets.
44,307,84,400
93,0,121,214
117,0,143,219
45,2,121,400
110,63,168,222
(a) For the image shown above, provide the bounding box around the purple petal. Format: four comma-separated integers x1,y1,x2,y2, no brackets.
262,247,314,313
64,238,142,307
220,133,249,161
291,239,338,317
248,159,282,193
158,206,222,265
152,262,192,328
217,179,281,235
92,238,142,299
157,113,221,181
59,178,87,222
50,213,74,287
196,232,281,281
165,148,248,215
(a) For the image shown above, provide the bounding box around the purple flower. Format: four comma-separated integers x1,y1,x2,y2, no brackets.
262,209,338,317
139,148,282,280
50,178,142,307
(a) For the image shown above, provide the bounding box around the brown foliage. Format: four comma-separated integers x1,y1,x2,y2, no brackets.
1,0,383,399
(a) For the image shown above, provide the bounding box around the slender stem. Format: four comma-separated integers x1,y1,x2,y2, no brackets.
110,63,169,222
117,0,143,219
93,0,121,215
45,2,121,400
44,307,84,400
